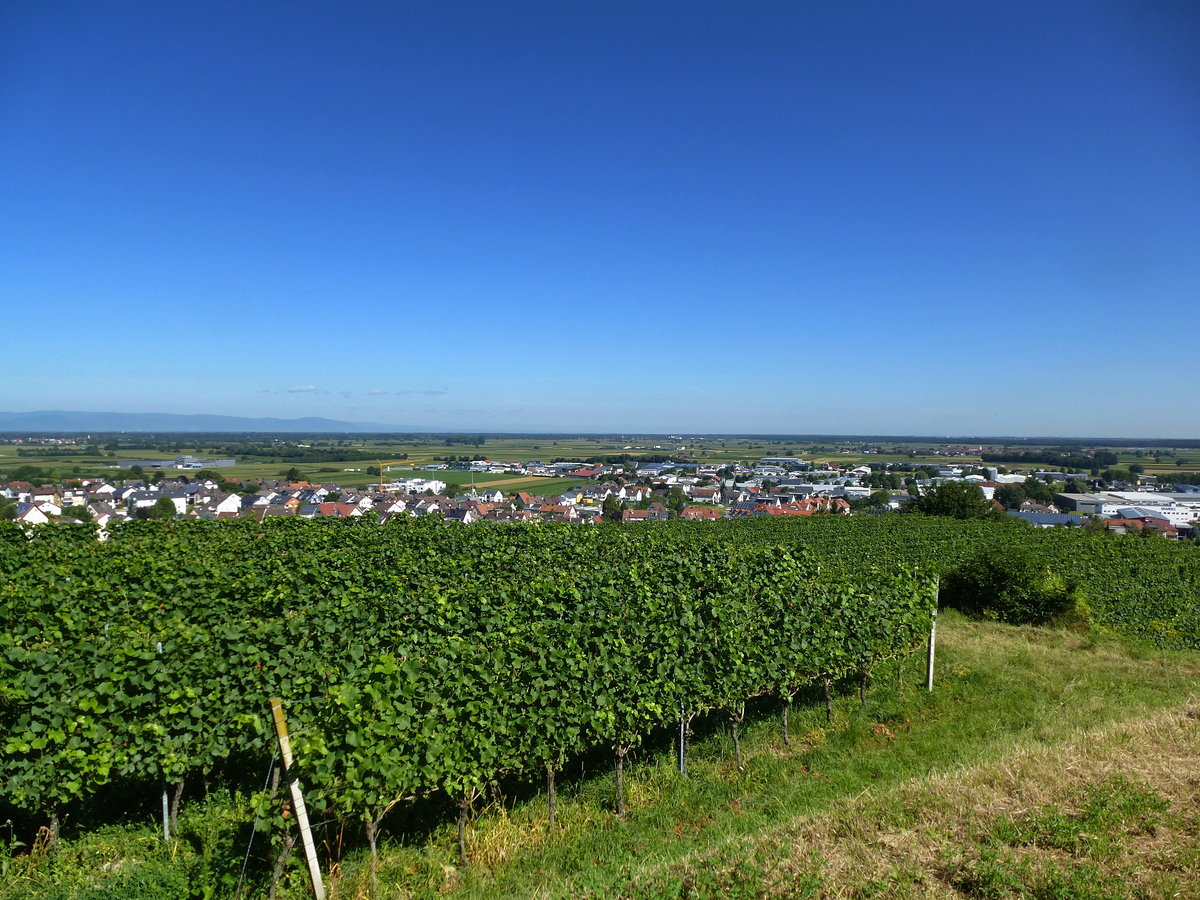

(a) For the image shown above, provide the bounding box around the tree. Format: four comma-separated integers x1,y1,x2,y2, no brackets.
60,505,92,521
147,497,177,520
602,494,623,522
666,486,687,518
994,484,1026,509
913,481,999,520
282,466,305,482
0,497,16,520
1022,477,1055,505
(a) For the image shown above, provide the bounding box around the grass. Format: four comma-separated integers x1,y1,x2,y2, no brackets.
403,618,1198,900
3,621,1199,899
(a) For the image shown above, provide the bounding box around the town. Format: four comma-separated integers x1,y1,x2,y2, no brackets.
5,450,1199,539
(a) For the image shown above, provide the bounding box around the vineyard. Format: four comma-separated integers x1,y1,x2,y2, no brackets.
720,515,1200,649
1,515,1197,895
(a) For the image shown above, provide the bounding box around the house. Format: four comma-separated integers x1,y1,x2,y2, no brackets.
372,496,408,515
14,503,50,525
1008,511,1085,528
1104,518,1145,535
1109,515,1179,538
536,504,579,522
681,506,723,520
3,482,34,502
202,493,244,516
60,486,89,507
87,501,121,529
753,465,787,477
574,483,621,505
34,498,63,517
31,486,61,506
314,502,363,518
622,486,648,504
636,463,673,478
295,487,330,505
125,489,163,512
622,508,668,522
727,500,761,517
240,493,270,510
486,507,537,522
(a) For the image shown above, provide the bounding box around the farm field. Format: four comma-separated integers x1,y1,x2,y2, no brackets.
4,433,1199,486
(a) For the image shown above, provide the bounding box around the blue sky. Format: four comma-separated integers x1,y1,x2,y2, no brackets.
2,1,1197,436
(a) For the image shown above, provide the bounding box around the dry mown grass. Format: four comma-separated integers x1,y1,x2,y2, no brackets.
676,702,1200,898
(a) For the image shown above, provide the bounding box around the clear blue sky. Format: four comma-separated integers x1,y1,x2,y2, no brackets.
2,1,1197,436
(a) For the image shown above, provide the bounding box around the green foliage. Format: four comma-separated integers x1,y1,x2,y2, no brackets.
993,484,1025,509
913,481,999,520
940,547,1082,625
981,449,1118,469
2,510,1198,884
601,493,623,521
0,518,935,839
147,497,176,519
1022,476,1057,505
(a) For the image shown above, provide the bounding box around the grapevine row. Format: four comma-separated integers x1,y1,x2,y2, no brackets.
1,517,934,846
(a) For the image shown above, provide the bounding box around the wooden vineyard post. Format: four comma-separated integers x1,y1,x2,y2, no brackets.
269,698,326,900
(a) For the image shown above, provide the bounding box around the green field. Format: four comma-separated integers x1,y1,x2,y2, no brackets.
0,433,998,485
6,432,1197,488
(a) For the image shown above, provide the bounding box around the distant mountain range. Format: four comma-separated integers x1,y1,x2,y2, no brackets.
0,411,395,433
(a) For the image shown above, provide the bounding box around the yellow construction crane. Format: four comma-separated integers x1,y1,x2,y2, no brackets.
374,460,411,491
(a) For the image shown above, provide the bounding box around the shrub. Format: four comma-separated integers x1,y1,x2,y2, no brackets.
940,547,1087,626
